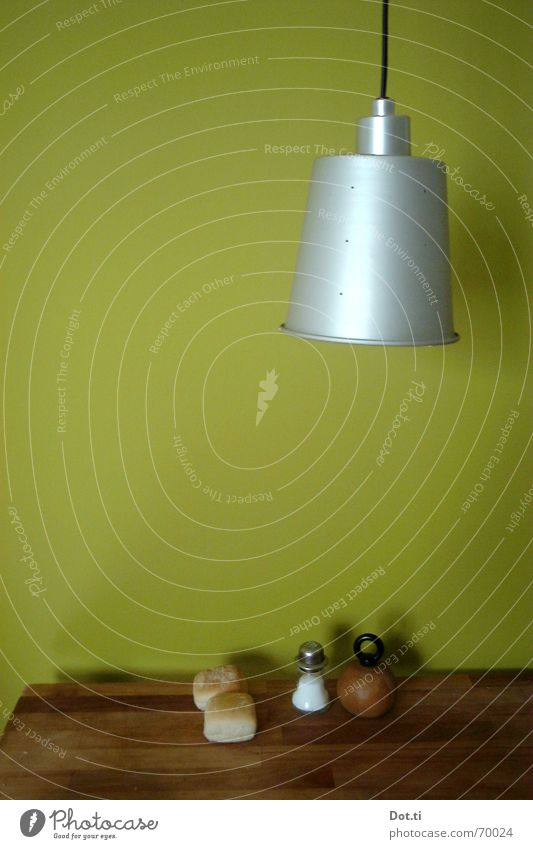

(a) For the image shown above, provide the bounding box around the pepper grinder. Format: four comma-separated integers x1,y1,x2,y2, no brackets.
337,633,396,717
292,641,330,713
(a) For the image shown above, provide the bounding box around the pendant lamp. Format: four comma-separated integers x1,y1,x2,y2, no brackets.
281,0,459,346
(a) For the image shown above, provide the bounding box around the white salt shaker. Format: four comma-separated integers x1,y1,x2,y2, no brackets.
292,640,330,713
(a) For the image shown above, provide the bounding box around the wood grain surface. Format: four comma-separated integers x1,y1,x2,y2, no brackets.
0,674,531,799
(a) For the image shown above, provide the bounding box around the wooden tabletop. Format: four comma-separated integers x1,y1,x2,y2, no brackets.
0,674,531,799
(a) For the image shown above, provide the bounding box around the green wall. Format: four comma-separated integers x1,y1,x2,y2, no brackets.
1,0,531,725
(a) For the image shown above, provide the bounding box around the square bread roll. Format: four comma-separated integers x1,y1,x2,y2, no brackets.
203,692,257,743
193,664,246,710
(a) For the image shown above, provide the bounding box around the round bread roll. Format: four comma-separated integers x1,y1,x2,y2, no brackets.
203,692,257,743
193,664,247,710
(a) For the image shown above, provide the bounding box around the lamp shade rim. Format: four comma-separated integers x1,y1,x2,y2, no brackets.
309,153,445,164
280,325,460,347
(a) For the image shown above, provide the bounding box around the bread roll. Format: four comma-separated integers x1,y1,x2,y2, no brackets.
193,664,246,710
203,692,257,743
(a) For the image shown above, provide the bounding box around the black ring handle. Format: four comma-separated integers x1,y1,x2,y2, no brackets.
354,633,384,667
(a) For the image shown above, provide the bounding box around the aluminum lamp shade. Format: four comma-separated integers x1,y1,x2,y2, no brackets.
281,100,459,346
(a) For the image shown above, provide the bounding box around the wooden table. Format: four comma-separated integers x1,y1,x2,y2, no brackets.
0,674,531,799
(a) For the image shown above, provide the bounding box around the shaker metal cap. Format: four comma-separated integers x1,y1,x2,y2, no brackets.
296,640,328,672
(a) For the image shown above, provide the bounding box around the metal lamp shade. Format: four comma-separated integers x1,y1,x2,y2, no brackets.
281,153,459,346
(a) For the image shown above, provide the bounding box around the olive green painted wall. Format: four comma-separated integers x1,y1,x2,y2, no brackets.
1,0,531,726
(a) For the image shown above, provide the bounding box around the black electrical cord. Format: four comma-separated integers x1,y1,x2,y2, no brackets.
380,0,389,99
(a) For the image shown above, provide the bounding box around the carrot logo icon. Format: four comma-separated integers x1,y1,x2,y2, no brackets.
20,809,46,836
256,369,279,426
